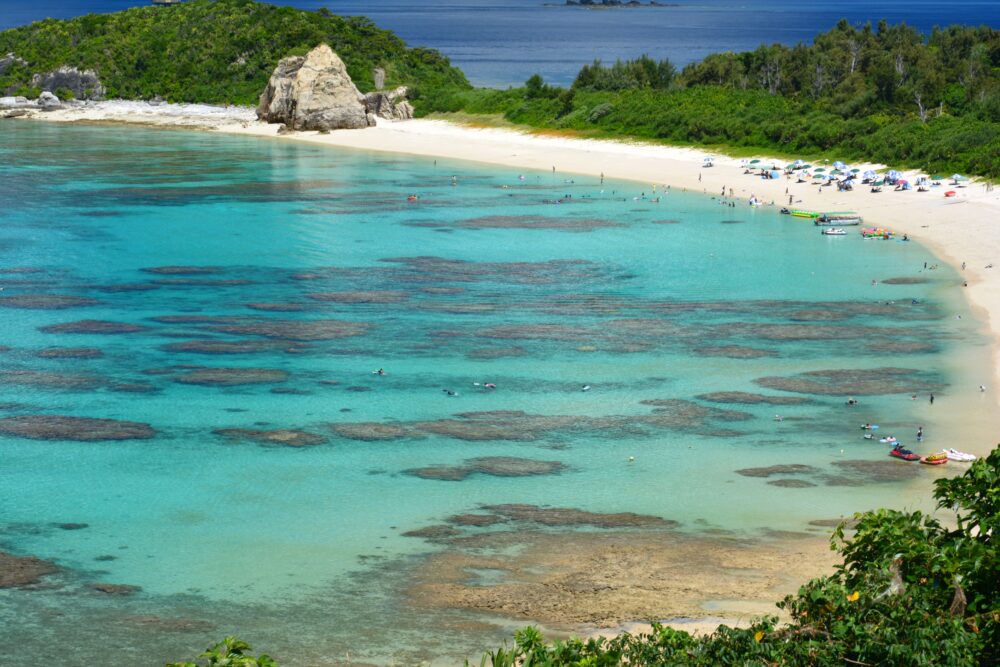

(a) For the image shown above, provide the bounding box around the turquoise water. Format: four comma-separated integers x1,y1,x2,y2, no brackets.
0,122,995,665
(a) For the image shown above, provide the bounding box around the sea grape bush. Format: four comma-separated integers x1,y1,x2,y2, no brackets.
167,637,275,667
171,448,998,666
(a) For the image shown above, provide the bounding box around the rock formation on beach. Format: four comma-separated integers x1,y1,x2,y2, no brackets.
363,86,414,121
31,66,106,100
257,44,412,131
257,44,371,130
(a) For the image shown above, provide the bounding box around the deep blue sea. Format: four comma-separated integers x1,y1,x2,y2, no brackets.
0,121,997,665
2,0,999,86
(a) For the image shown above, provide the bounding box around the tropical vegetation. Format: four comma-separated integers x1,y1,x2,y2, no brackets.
2,3,997,176
418,22,1000,177
0,0,468,104
172,447,999,666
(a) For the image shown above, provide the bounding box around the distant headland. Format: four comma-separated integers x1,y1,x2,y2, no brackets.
554,0,678,7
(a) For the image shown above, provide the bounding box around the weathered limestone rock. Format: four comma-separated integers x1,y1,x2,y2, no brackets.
0,96,30,108
373,67,386,90
31,66,105,100
257,44,372,131
363,86,414,121
0,53,27,75
37,91,61,109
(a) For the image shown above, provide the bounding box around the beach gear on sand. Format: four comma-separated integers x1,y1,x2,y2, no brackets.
946,448,977,462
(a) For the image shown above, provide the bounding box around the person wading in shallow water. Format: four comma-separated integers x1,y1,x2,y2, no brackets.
930,393,935,405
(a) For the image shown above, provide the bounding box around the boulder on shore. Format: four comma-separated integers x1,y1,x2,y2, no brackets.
257,44,372,131
38,91,61,109
31,66,105,100
363,86,414,121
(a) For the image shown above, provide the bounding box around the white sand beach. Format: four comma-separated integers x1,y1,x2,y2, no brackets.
17,102,1000,408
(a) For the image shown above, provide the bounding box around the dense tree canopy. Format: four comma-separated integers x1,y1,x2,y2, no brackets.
421,22,1000,177
0,0,468,104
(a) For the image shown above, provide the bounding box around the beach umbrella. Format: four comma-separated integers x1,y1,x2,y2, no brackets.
793,159,804,167
833,161,846,170
930,175,943,181
813,167,826,173
749,159,761,164
800,164,812,170
862,170,877,180
952,173,968,181
831,169,843,175
850,168,861,173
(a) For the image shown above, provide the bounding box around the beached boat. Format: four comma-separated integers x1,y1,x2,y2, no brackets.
920,452,949,465
815,212,862,226
821,228,847,235
889,445,920,461
816,217,861,226
946,448,978,462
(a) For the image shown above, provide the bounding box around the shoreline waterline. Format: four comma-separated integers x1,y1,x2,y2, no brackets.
17,106,1000,391
5,110,998,656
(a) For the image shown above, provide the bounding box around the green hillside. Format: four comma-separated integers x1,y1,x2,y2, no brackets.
423,22,1000,177
0,0,469,104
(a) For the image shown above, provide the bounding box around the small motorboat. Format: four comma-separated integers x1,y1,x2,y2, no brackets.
822,228,847,236
946,448,977,462
920,452,949,465
890,445,920,461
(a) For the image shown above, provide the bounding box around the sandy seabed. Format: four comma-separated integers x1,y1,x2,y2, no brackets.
13,101,1000,638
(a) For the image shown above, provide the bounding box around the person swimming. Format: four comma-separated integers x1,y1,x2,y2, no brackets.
373,368,386,376
442,389,458,397
581,385,592,392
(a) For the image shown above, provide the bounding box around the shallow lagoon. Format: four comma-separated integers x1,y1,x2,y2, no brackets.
0,122,994,664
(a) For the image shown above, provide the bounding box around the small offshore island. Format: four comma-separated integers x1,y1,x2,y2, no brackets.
0,1,998,666
552,1,679,8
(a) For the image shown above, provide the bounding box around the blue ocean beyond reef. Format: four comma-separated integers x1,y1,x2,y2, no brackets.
0,122,994,664
3,0,999,86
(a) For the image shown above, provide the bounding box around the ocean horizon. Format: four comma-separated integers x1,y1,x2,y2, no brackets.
2,0,999,87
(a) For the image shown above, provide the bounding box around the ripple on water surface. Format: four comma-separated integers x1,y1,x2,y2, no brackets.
0,122,992,666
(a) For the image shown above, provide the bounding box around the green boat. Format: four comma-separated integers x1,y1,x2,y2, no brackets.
789,209,821,218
